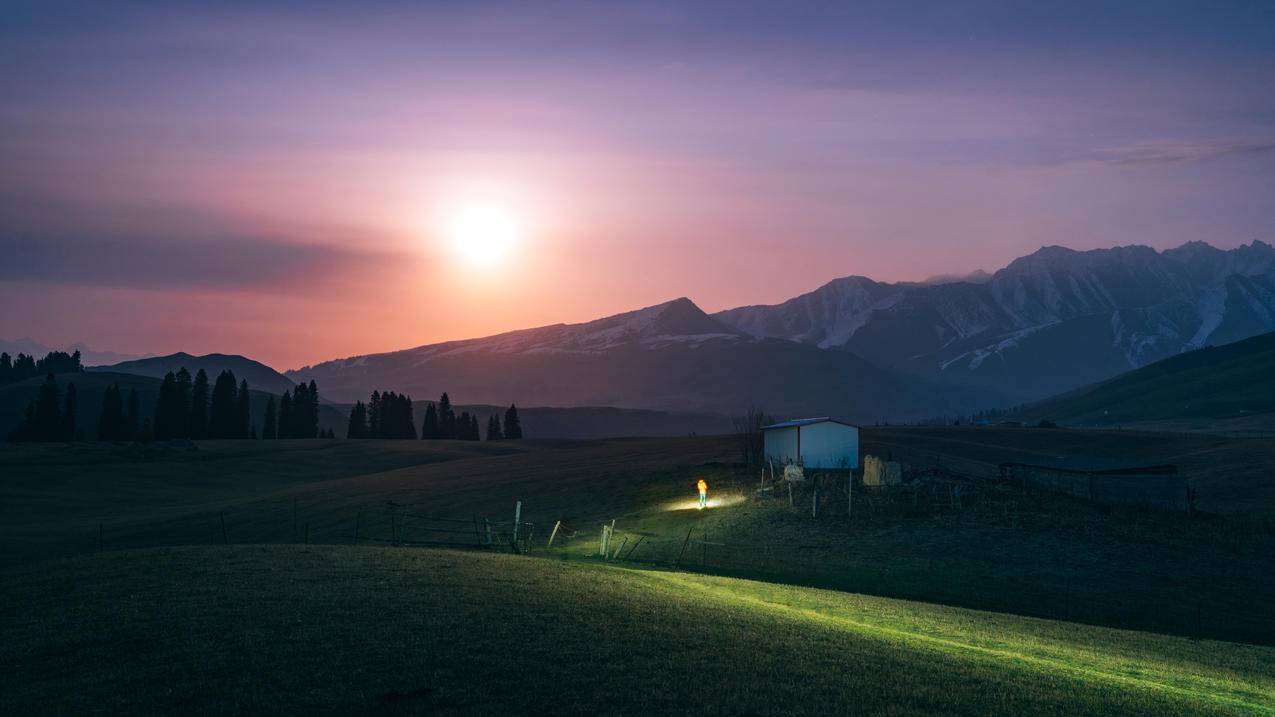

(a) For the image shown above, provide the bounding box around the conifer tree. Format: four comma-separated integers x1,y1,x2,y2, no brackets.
174,367,192,438
347,401,368,439
503,403,523,439
34,373,62,441
97,383,124,441
486,414,503,440
0,352,11,385
278,390,293,439
262,396,277,439
154,371,178,441
124,388,140,441
421,401,439,439
305,380,320,439
60,382,78,441
208,370,239,439
367,390,382,438
236,379,251,438
189,369,210,439
438,393,456,439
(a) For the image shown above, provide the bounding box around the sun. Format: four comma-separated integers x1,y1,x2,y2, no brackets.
446,203,519,268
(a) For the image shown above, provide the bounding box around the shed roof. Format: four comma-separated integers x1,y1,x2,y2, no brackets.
762,417,859,430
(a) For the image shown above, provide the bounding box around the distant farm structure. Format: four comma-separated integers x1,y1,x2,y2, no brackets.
998,460,1190,513
762,417,859,470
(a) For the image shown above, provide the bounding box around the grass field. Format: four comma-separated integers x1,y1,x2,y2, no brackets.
3,545,1272,715
2,432,1273,645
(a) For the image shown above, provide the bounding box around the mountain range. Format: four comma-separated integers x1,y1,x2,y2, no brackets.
17,240,1274,425
716,241,1275,400
287,297,994,421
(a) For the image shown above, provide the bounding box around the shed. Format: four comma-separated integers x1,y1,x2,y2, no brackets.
762,417,859,470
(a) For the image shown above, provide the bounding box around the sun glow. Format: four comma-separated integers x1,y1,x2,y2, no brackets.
447,203,519,268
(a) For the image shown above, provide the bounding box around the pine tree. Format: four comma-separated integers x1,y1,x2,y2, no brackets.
60,382,78,441
438,393,455,439
174,367,192,439
278,390,293,439
34,373,62,441
347,401,368,439
486,414,503,440
0,352,11,385
421,401,439,439
304,380,320,439
97,383,124,441
208,370,239,439
124,388,140,441
367,390,382,438
236,379,251,438
153,371,178,440
262,396,277,439
189,369,210,439
503,403,522,439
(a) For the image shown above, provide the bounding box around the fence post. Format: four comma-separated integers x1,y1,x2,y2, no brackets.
812,483,818,518
472,514,482,546
788,480,794,507
675,527,694,567
512,501,522,545
220,512,228,545
547,520,562,548
613,537,628,561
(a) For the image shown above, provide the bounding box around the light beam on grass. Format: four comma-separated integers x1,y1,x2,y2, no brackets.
664,494,746,512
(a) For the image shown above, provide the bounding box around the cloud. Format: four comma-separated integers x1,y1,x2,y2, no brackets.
0,232,398,292
1091,140,1275,166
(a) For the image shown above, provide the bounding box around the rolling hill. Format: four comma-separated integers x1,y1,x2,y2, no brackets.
0,371,347,440
91,352,297,395
289,297,999,422
3,546,1269,715
1010,331,1275,431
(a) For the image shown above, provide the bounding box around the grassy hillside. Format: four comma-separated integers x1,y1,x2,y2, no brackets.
0,371,348,440
3,434,1272,645
1011,331,1275,432
3,546,1271,715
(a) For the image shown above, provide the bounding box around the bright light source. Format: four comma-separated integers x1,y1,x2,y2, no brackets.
447,203,519,268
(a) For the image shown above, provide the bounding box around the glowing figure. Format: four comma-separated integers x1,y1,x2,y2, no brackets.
697,479,708,509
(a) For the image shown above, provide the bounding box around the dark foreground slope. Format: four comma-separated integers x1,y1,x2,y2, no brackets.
3,546,1270,715
1011,331,1275,432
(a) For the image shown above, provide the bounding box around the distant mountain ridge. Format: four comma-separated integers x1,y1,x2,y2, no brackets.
0,338,146,367
715,241,1275,401
91,352,297,395
288,297,994,421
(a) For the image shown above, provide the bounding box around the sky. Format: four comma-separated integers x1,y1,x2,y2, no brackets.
2,0,1273,369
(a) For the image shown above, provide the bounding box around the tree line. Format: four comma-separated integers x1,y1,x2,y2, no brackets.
346,390,522,441
9,366,337,442
0,350,84,386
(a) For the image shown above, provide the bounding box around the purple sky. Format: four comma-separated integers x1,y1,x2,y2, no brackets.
2,1,1273,368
